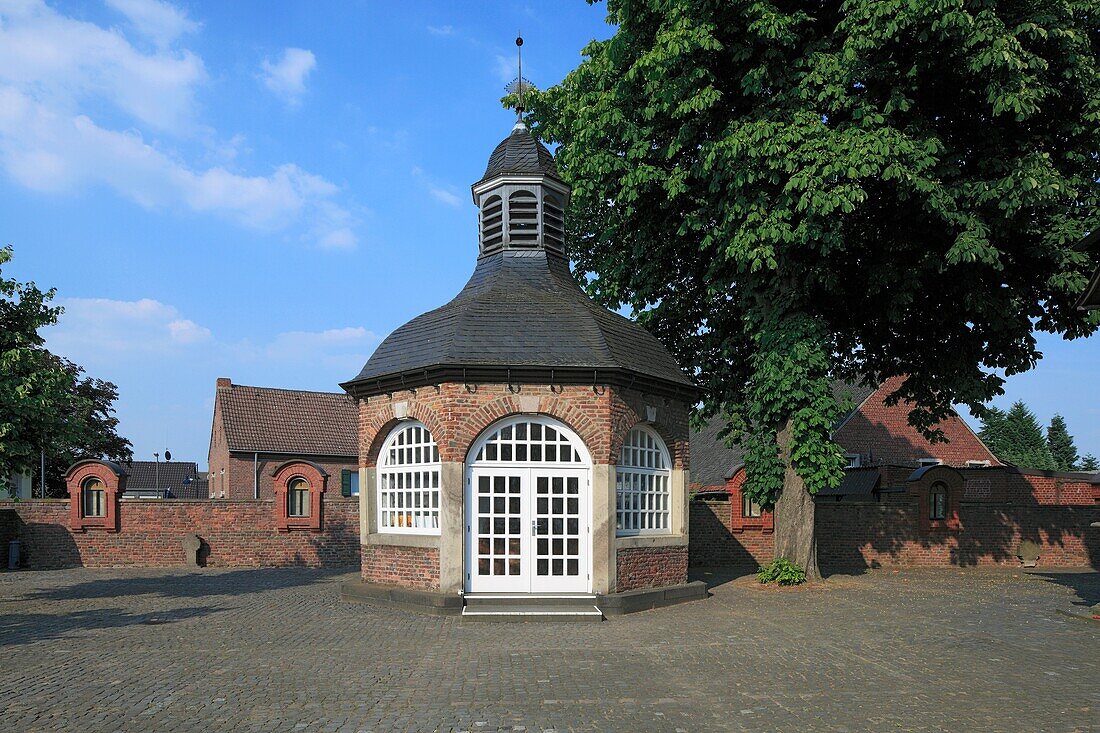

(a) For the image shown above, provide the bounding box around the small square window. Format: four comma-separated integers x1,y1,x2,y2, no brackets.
844,454,862,469
918,458,943,468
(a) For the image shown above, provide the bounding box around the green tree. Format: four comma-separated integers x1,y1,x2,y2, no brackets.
993,401,1055,469
1046,414,1080,471
1081,454,1100,471
523,0,1100,577
0,246,131,496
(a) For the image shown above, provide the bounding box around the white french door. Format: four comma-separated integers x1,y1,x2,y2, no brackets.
466,467,589,594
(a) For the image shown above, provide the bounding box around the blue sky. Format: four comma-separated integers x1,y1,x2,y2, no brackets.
2,0,1097,468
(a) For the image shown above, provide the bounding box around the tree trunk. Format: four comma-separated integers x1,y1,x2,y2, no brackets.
772,417,821,581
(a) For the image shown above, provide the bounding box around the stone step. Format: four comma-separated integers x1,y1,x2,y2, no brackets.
461,602,604,622
463,593,597,610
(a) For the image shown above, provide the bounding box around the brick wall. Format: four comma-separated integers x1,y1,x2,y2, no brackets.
687,468,1099,571
359,383,690,470
615,545,688,592
0,498,360,569
360,544,440,590
817,499,1099,569
689,499,774,569
833,375,1000,467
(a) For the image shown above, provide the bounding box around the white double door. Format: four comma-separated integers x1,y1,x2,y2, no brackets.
466,466,590,594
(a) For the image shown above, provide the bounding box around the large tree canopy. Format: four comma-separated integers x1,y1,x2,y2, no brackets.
0,246,131,496
524,0,1100,576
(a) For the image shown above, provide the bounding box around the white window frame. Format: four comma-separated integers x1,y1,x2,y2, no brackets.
287,476,310,518
964,460,991,469
616,425,672,537
377,420,441,535
82,477,106,518
742,493,762,518
918,458,943,468
844,453,862,468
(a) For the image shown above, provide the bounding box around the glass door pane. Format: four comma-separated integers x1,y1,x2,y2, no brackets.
531,470,588,593
467,470,527,593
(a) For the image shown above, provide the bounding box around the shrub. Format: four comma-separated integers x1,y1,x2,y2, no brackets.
757,558,807,586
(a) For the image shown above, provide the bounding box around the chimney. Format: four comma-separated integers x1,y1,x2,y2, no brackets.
216,377,231,389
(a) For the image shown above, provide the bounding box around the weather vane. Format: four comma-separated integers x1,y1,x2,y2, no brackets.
505,34,532,120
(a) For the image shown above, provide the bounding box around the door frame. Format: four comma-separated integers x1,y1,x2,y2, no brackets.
463,416,593,595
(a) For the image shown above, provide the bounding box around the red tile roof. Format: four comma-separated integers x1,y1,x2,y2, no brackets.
220,383,357,457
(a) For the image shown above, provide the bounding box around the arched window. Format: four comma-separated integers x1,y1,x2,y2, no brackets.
82,476,106,518
378,421,441,533
480,194,503,252
508,190,539,246
929,481,948,521
542,192,564,252
473,419,583,463
287,477,310,518
616,426,671,535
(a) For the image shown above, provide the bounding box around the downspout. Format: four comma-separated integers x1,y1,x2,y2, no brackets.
253,452,259,500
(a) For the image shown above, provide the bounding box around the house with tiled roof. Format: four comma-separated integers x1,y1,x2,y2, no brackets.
207,378,359,501
121,460,206,499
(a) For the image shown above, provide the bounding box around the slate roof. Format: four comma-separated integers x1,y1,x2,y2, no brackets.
220,384,358,456
689,380,877,488
817,467,881,497
478,123,560,184
344,250,694,395
123,460,204,498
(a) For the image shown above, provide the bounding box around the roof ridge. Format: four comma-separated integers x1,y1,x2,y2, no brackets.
231,383,352,398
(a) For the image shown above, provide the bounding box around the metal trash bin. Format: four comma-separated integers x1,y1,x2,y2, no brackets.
8,539,20,570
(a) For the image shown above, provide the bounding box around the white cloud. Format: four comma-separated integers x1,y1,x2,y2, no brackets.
427,25,454,36
105,0,199,48
0,0,205,132
0,2,358,249
47,297,376,367
429,187,461,207
494,54,515,83
411,166,462,209
260,47,316,106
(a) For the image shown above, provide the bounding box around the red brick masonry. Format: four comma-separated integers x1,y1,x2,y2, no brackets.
690,468,1100,570
360,544,440,590
0,498,360,569
616,545,688,592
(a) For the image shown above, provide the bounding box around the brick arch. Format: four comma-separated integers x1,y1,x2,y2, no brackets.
361,400,447,467
908,464,964,533
65,459,125,533
271,460,327,533
460,395,605,464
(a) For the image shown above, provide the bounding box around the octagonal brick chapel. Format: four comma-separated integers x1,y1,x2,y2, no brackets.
340,120,697,601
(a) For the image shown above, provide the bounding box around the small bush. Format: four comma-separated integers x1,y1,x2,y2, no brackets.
757,558,807,586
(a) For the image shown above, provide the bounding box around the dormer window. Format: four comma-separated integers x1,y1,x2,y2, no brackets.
508,190,539,246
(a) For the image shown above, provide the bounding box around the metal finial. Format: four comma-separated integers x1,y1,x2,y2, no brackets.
505,33,531,121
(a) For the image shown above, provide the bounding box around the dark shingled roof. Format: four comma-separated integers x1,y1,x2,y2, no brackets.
478,123,560,184
817,467,881,497
221,384,358,456
123,460,204,498
345,250,693,394
689,380,877,488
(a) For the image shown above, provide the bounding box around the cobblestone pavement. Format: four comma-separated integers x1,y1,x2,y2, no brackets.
1,566,1097,732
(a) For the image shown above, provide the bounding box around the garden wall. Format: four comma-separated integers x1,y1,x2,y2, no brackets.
690,468,1100,571
0,498,360,569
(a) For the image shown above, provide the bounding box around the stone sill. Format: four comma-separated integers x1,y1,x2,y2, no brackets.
365,532,441,549
615,534,688,549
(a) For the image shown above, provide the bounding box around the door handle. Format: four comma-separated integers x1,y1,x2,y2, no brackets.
531,520,537,536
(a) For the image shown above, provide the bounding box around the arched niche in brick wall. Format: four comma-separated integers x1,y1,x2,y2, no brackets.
65,459,126,533
908,464,963,534
271,461,327,533
723,466,775,534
